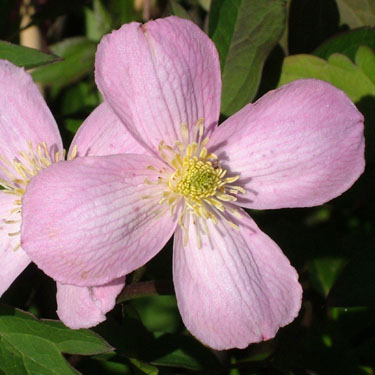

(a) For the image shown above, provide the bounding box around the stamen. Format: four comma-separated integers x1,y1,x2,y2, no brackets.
3,219,20,224
216,193,237,202
225,176,240,184
199,147,207,159
181,123,189,145
193,217,202,249
69,145,77,160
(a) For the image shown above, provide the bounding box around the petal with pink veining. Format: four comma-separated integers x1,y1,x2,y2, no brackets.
56,276,125,329
70,102,148,158
95,16,221,154
173,209,302,350
21,154,177,286
0,193,31,297
0,60,62,180
208,79,365,209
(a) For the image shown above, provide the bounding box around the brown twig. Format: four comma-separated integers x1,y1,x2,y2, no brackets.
116,280,175,304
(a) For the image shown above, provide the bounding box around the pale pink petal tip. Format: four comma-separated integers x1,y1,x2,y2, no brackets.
56,276,125,329
209,79,365,209
95,16,221,153
0,59,62,170
173,211,302,350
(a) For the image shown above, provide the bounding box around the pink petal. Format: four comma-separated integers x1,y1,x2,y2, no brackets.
0,193,31,297
0,60,62,180
70,102,148,158
208,79,365,209
95,16,221,154
173,210,302,350
21,154,177,286
56,276,125,329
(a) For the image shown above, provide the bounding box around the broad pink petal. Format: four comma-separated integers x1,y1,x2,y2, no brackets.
173,210,302,350
208,79,365,209
95,16,221,154
21,154,177,286
70,102,148,158
56,276,125,329
0,193,31,297
0,60,62,180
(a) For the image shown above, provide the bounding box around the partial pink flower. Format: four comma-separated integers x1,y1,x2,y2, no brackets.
0,60,126,328
21,17,365,349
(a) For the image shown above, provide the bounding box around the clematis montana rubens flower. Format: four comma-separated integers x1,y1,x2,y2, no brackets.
20,17,365,350
0,60,133,328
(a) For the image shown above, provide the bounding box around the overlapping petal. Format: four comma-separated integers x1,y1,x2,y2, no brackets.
208,79,365,209
21,154,177,286
0,194,31,297
173,210,302,350
0,60,62,179
71,102,148,158
95,16,221,154
56,276,125,329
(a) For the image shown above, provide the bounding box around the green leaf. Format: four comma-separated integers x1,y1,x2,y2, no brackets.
65,118,82,134
85,0,112,42
278,47,375,103
129,358,158,375
130,296,181,334
355,45,375,86
0,41,60,69
170,0,193,21
209,0,286,116
279,0,292,54
309,256,347,297
75,355,132,375
150,333,220,371
198,0,211,12
96,314,220,371
0,305,113,375
0,334,78,375
314,27,375,61
328,246,375,307
32,37,96,89
108,0,141,27
60,82,101,116
39,320,114,355
336,0,375,28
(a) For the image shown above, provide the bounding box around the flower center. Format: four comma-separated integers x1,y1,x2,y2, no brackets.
171,158,221,199
144,119,245,247
0,141,77,248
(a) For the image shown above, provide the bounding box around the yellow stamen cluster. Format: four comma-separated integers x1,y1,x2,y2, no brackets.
172,158,221,199
144,119,245,247
0,141,77,247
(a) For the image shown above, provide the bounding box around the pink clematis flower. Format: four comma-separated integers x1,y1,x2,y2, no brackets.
0,60,131,328
20,17,365,349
